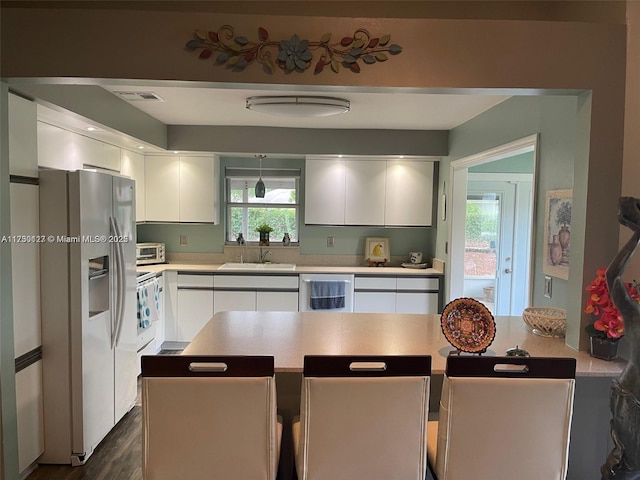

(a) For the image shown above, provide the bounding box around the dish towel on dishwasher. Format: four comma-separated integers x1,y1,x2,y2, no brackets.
137,278,160,328
310,280,346,310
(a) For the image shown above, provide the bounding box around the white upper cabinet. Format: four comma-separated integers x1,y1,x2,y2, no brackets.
38,122,82,171
345,160,386,226
306,156,435,227
144,155,218,223
385,159,434,227
37,122,121,172
179,156,216,223
8,93,38,177
145,155,180,221
120,149,146,222
305,157,346,225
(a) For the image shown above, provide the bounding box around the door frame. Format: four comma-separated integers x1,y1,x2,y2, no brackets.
447,134,539,309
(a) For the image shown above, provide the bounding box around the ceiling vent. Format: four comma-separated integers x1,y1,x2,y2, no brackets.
113,91,165,102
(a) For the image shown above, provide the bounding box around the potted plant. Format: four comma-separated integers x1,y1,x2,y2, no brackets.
255,223,274,246
584,267,637,360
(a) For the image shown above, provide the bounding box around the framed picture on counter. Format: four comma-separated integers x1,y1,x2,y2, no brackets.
365,237,390,266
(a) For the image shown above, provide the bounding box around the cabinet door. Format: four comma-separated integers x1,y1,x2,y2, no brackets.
156,274,165,346
256,291,299,311
9,93,38,177
213,290,256,314
83,140,120,172
163,271,178,342
305,157,346,225
354,292,396,313
120,150,145,222
10,183,41,357
396,292,439,314
385,160,434,226
15,361,44,474
145,155,180,221
179,156,215,223
176,289,214,342
37,122,83,171
345,160,386,225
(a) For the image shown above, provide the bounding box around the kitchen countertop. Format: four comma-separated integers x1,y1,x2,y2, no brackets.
137,263,443,275
183,311,624,377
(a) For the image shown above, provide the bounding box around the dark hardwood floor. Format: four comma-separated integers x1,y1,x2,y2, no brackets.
26,351,190,480
27,381,143,480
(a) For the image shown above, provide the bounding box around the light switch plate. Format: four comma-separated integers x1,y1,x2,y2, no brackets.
544,275,552,298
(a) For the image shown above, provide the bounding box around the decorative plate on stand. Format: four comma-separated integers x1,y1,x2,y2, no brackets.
440,298,496,354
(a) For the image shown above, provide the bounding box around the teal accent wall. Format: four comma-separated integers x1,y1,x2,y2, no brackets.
139,154,435,258
435,95,579,312
468,151,534,173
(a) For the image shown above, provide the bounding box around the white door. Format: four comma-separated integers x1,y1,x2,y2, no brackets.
448,136,537,316
465,181,516,314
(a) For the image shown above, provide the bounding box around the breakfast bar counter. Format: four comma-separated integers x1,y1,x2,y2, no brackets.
181,311,623,480
183,311,624,376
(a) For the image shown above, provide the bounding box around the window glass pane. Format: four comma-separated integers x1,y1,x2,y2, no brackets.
228,178,297,204
229,206,298,242
226,168,300,243
464,196,499,277
249,178,296,204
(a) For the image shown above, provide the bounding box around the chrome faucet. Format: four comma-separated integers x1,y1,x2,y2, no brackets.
259,248,272,263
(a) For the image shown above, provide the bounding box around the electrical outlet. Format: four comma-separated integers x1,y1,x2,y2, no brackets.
180,235,188,246
327,236,334,247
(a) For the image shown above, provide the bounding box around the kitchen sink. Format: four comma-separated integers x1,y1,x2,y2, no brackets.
219,263,296,271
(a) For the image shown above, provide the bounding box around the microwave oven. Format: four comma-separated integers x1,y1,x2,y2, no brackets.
136,242,166,265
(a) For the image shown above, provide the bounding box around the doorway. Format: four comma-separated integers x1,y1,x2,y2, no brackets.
448,135,537,316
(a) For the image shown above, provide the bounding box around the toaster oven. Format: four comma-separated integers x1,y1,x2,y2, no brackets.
136,242,166,265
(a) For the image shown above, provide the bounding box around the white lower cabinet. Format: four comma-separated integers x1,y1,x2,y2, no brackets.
162,271,178,344
396,292,440,314
156,273,165,346
213,275,299,314
256,291,299,312
15,361,44,474
176,274,214,342
354,275,442,314
214,290,255,313
354,292,396,313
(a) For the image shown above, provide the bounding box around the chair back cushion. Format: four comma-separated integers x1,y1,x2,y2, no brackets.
142,355,279,480
297,355,431,480
434,357,575,480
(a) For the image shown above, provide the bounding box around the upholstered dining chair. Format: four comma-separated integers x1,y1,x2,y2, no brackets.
141,355,282,480
293,355,432,480
427,356,576,480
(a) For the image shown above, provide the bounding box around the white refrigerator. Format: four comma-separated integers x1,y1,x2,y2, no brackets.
39,169,137,465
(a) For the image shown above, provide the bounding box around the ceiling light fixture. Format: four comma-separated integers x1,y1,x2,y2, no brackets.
246,95,350,118
255,154,266,198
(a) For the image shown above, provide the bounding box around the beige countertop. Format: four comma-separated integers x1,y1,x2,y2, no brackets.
138,262,443,275
183,311,624,377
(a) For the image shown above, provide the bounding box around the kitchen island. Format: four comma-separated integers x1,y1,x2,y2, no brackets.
183,311,624,376
182,311,622,480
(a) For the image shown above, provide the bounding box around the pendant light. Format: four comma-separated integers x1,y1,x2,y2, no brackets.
255,154,266,198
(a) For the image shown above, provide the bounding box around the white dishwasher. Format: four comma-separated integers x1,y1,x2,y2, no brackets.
299,274,355,312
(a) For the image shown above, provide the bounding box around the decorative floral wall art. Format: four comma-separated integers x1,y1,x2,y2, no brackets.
543,189,572,280
184,26,403,74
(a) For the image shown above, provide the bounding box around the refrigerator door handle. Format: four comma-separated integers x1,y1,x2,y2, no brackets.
109,216,126,348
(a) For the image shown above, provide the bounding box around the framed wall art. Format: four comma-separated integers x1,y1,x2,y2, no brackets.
543,189,572,280
365,237,390,267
